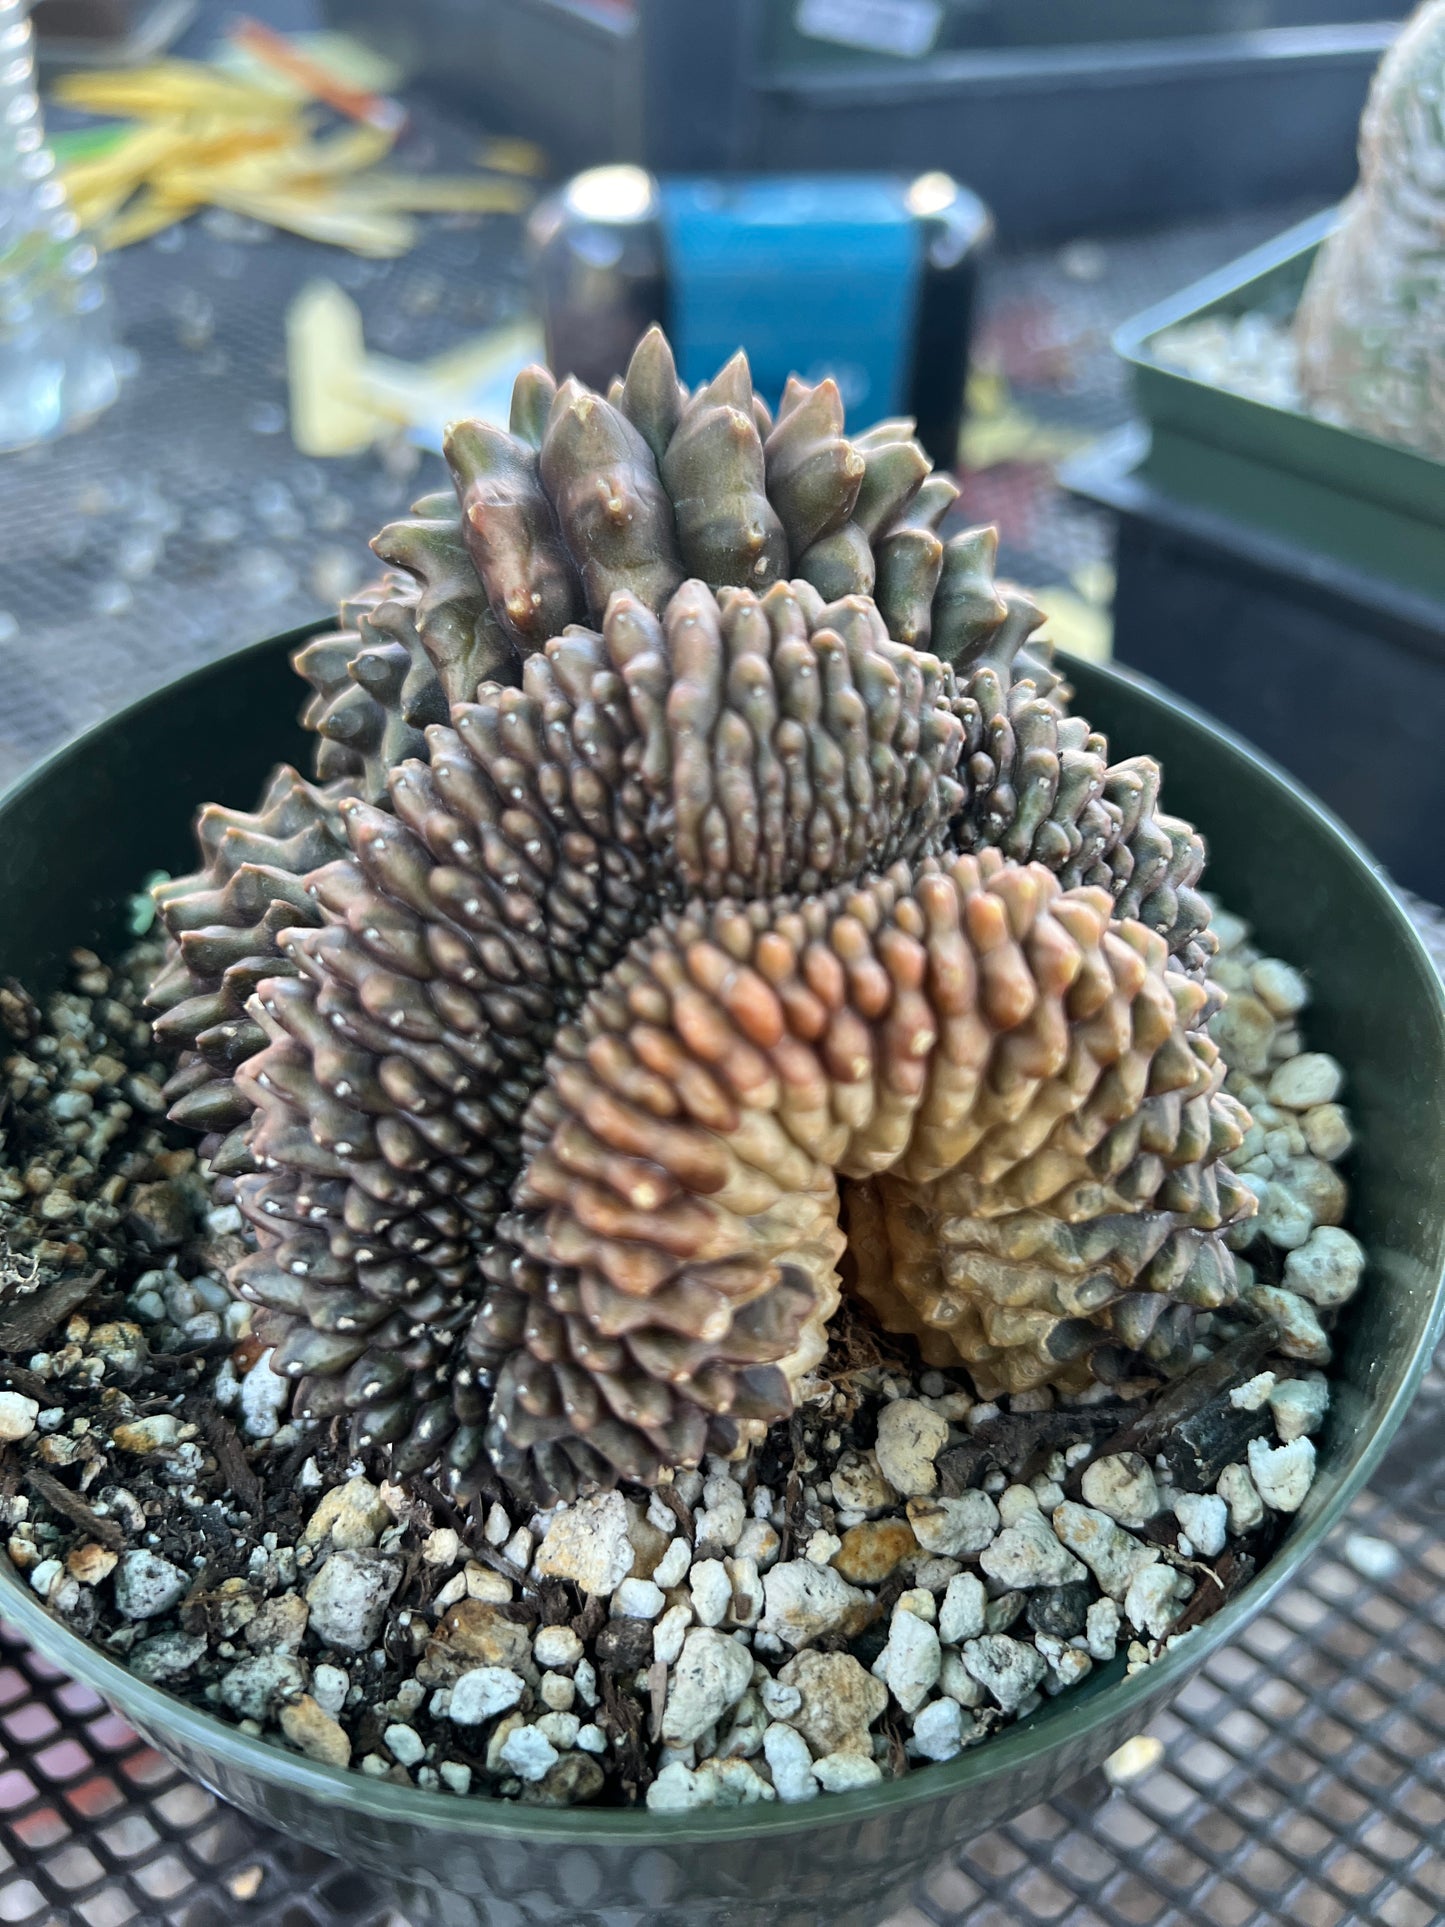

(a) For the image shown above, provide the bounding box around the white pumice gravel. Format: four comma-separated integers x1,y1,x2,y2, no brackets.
906,1491,999,1556
1269,1377,1329,1443
463,1565,513,1606
113,1549,188,1621
830,1451,896,1514
652,1536,691,1590
911,1696,967,1761
695,1474,747,1550
758,1560,869,1649
1080,1454,1160,1529
1250,958,1309,1016
448,1668,527,1725
498,1725,558,1783
303,1550,402,1651
873,1399,949,1497
238,1348,288,1438
653,1602,692,1666
995,1483,1040,1527
1051,1503,1160,1600
1248,1285,1331,1364
311,1664,348,1716
218,1653,306,1719
1216,1463,1265,1535
28,1558,63,1599
302,1476,393,1551
385,1723,425,1767
762,1721,818,1802
980,1508,1087,1590
539,1672,574,1713
938,1651,984,1707
645,1761,710,1812
534,1492,634,1596
0,1391,39,1441
1267,1053,1343,1110
1247,1437,1317,1513
1284,1226,1366,1305
662,1628,754,1746
814,1752,884,1792
130,1632,207,1684
962,1635,1047,1712
873,1606,941,1713
758,1676,802,1721
736,1518,781,1568
689,1558,732,1627
611,1577,665,1619
938,1572,988,1645
1124,1564,1193,1640
533,1625,583,1670
536,1710,580,1750
1173,1493,1228,1559
1085,1598,1121,1663
1229,1371,1276,1411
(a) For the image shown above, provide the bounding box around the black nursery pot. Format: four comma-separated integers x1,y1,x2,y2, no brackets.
1,627,1443,1927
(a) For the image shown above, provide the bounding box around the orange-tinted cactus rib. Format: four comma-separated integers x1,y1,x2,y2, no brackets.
473,850,1249,1497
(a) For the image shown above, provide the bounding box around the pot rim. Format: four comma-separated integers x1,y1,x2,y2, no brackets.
2,628,1442,1846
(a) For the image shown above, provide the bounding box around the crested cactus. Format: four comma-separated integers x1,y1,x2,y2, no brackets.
1295,0,1445,458
148,327,1251,1506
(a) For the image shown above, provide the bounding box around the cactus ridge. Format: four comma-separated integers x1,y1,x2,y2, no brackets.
148,333,1239,1506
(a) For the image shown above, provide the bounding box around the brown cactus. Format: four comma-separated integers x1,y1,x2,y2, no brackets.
149,332,1245,1506
146,331,996,1106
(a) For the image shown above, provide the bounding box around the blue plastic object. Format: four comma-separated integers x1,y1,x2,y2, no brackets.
656,174,924,419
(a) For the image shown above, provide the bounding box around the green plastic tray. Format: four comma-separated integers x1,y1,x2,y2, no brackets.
1115,206,1445,602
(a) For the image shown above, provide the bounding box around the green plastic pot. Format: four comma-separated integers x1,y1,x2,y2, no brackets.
1115,206,1445,603
2,627,1442,1927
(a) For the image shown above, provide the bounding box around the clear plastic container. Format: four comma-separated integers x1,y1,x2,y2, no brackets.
0,0,119,452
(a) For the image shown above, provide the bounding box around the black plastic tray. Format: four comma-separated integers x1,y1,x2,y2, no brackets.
322,0,1401,240
1066,429,1445,902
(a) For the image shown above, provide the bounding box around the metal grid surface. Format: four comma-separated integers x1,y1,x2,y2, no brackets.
0,1359,1440,1927
4,28,1444,1917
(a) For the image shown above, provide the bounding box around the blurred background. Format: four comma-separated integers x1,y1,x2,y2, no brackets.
9,0,1441,877
3,3,1445,1924
2,0,1421,794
